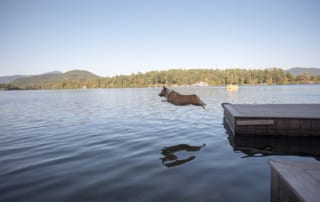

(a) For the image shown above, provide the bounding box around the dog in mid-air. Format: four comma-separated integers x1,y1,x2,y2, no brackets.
158,86,206,109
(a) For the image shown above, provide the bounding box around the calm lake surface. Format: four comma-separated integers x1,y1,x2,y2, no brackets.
1,85,320,202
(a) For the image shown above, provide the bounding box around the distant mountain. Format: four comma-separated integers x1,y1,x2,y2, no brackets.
0,71,63,84
11,70,101,86
287,67,320,76
41,71,63,75
0,75,29,84
63,70,100,80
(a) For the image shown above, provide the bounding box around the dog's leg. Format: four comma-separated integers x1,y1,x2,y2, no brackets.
200,100,206,109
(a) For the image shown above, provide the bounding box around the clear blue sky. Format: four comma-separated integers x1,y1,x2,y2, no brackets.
1,0,319,76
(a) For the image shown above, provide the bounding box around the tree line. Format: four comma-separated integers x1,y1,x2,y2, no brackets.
2,68,320,90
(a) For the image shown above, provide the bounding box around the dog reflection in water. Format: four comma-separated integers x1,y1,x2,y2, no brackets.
161,144,206,168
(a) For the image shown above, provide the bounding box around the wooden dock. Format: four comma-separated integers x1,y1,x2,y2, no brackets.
269,160,320,202
222,103,320,136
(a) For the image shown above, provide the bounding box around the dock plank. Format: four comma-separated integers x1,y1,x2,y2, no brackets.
269,160,320,202
225,104,320,119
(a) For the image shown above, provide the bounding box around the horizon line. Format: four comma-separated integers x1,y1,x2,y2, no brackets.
1,66,319,77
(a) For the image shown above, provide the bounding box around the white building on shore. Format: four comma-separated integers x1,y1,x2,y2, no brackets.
191,81,209,87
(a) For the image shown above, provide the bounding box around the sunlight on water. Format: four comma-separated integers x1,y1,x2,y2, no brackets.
0,85,319,202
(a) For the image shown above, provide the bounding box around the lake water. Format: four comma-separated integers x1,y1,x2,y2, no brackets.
1,85,320,202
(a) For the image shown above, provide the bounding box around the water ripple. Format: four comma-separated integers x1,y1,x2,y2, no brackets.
0,86,319,202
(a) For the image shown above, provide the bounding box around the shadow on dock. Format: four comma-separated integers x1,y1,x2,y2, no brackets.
224,121,320,160
160,144,205,168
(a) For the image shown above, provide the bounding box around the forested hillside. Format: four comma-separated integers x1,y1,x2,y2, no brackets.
1,68,320,90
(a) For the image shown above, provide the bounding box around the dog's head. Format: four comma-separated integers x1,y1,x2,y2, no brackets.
158,86,169,97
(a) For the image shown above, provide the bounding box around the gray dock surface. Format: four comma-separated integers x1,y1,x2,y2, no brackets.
269,160,320,202
225,104,320,119
222,103,320,136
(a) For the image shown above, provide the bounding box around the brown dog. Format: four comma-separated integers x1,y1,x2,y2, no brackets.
158,86,206,109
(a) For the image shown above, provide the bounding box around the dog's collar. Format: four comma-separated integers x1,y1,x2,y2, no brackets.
165,89,172,98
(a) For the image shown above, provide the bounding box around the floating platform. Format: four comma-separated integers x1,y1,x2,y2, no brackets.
226,84,239,91
222,103,320,136
269,160,320,202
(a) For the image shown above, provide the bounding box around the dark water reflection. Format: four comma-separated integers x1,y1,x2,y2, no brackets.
224,121,320,160
228,134,320,160
161,144,206,168
0,85,320,202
